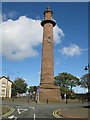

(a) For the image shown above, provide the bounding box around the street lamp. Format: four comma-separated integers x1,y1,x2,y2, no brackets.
84,64,89,71
84,66,88,71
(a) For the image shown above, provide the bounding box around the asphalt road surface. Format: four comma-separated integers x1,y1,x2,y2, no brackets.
2,100,89,120
2,103,58,119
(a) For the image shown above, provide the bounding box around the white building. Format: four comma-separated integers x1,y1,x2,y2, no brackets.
0,76,12,98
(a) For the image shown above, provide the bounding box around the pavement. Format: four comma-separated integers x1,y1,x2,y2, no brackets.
54,107,89,118
60,108,88,118
1,98,89,120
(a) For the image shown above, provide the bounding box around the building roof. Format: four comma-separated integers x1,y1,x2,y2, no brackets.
0,76,13,83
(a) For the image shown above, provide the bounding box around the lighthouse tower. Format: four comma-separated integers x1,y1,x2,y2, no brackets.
39,7,61,102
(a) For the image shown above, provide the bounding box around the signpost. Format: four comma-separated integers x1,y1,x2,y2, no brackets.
37,88,40,103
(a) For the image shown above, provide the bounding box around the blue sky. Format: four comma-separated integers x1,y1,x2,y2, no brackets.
1,2,88,93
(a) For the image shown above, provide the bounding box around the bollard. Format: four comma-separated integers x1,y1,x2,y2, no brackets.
66,99,68,104
47,99,48,103
12,98,14,101
27,98,29,103
82,99,84,103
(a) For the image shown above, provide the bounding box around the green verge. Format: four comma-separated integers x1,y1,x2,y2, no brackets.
2,106,15,117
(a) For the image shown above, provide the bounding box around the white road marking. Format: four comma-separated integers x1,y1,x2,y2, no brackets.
34,114,36,120
8,115,17,120
16,105,20,107
17,109,20,114
8,115,14,119
17,109,27,114
29,107,35,109
14,116,17,120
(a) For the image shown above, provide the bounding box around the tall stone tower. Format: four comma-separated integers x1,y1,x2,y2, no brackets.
39,7,61,102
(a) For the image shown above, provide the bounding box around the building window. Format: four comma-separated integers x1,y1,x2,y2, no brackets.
1,89,5,95
2,81,6,87
2,81,6,84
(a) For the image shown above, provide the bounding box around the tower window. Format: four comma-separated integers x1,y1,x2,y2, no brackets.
47,37,51,43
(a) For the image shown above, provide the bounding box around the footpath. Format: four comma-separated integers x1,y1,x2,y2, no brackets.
53,102,89,119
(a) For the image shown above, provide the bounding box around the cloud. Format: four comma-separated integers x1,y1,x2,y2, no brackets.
1,16,42,60
38,71,41,75
60,44,82,57
54,25,64,44
0,14,2,23
2,11,16,21
0,14,2,56
73,86,88,94
0,16,64,61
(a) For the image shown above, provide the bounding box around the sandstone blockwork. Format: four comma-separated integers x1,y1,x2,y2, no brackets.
40,7,61,103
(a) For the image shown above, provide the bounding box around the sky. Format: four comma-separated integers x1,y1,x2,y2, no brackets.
0,2,88,93
1,0,90,2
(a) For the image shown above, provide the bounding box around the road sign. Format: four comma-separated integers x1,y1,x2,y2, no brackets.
37,88,40,93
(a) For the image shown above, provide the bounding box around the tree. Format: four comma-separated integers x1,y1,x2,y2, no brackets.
80,74,89,89
12,83,17,97
28,86,37,100
12,77,28,97
28,86,37,94
54,72,80,96
80,73,90,102
67,74,80,92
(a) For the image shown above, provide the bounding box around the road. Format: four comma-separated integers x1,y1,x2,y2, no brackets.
2,101,59,119
1,100,89,120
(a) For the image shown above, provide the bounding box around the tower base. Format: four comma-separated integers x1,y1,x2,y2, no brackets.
39,83,61,103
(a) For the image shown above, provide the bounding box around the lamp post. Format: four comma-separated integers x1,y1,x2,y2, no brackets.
64,77,68,104
84,64,89,92
84,64,89,102
70,79,74,93
66,91,68,104
65,86,68,104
